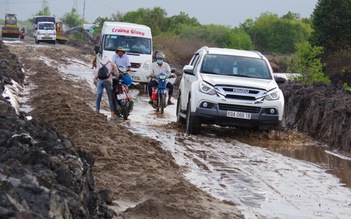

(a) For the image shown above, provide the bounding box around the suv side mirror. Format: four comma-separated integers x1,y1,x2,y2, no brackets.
275,76,287,84
183,65,194,75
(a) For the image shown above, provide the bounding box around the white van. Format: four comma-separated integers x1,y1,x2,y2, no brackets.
96,22,153,84
34,21,56,44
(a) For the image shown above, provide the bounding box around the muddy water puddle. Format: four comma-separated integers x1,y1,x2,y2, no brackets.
122,89,351,219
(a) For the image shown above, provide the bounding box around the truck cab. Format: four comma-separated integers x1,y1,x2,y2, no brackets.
34,21,56,44
95,22,153,84
33,16,57,45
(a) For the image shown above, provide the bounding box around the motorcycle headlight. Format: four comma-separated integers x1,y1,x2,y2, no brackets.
159,74,167,80
265,88,280,100
200,81,216,95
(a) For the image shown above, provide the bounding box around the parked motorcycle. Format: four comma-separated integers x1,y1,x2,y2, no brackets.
112,66,134,120
150,72,173,114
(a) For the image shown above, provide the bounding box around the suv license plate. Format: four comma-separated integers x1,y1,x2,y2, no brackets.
226,111,251,120
117,93,126,100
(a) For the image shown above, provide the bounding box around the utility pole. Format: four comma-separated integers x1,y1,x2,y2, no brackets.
73,0,78,11
82,0,86,25
42,0,48,10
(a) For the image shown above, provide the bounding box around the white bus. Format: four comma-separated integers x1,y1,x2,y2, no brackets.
96,22,153,84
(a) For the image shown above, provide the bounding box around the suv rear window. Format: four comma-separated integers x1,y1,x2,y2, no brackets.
200,54,272,79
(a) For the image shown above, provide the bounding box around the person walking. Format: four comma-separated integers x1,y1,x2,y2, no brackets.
94,57,118,118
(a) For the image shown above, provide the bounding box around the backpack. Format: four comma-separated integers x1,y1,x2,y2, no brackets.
98,61,110,79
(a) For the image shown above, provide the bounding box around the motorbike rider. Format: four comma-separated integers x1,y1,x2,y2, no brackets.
147,52,176,105
94,57,119,118
112,46,131,71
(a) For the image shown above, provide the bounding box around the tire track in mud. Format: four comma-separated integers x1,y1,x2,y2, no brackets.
7,42,244,219
126,116,351,219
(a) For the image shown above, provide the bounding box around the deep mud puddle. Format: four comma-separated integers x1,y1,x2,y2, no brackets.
123,91,351,219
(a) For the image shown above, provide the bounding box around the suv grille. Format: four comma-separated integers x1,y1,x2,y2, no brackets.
216,85,266,102
225,95,256,101
218,103,261,113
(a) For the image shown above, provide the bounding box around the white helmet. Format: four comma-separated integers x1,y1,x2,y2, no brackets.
155,52,165,59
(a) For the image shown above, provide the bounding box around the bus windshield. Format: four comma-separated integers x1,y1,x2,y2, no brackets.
103,35,152,54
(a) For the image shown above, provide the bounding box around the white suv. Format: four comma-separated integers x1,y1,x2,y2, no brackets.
176,46,286,134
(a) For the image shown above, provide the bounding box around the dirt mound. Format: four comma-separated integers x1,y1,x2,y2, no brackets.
281,82,351,152
0,41,115,218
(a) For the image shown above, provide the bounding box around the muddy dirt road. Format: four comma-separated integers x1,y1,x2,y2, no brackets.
5,39,351,219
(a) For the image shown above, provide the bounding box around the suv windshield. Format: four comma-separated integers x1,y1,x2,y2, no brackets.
103,35,151,54
200,54,272,79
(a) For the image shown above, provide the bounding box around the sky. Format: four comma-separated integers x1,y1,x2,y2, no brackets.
1,0,318,27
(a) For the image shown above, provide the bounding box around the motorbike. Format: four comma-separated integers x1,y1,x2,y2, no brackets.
20,31,25,40
150,72,173,114
112,66,134,120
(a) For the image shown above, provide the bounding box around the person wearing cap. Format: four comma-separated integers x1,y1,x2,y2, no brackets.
147,51,176,105
112,46,131,71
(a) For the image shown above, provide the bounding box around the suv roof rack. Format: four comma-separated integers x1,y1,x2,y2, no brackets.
200,46,210,53
252,51,264,59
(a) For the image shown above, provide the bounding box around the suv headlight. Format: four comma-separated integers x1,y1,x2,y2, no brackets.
265,88,280,100
200,81,216,95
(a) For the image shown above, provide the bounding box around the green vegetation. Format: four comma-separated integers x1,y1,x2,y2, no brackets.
241,12,312,53
61,8,82,28
288,41,330,84
310,0,351,86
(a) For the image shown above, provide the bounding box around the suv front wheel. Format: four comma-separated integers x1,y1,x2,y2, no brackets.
186,99,201,135
176,94,185,124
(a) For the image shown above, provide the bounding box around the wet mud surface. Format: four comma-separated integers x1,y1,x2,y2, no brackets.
4,39,351,219
6,40,243,219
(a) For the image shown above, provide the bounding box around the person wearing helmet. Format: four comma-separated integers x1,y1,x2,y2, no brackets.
147,52,176,105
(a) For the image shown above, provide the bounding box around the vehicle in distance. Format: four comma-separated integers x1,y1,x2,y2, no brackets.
1,14,20,38
176,46,286,134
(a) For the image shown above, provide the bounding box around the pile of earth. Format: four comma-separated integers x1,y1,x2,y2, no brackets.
281,81,351,152
0,40,115,218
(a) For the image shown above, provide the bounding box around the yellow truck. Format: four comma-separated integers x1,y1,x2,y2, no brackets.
1,14,20,38
55,21,69,44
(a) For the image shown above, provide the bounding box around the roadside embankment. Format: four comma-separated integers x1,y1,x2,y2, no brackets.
281,82,351,152
0,40,115,218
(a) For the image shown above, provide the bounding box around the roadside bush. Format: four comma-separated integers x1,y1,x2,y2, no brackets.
288,41,330,84
153,33,213,67
323,49,351,86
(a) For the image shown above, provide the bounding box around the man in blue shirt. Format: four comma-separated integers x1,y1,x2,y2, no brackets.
112,47,131,71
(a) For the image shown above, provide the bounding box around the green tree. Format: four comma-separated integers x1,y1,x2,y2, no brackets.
167,12,200,33
93,16,114,36
61,8,82,28
35,6,51,16
178,24,252,50
119,7,168,36
288,41,330,84
240,12,312,53
311,0,351,53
